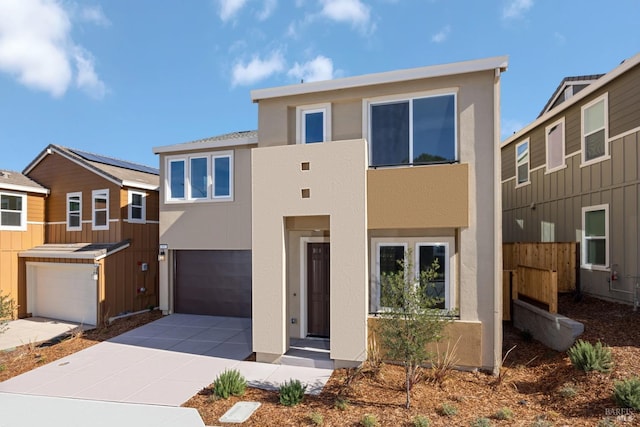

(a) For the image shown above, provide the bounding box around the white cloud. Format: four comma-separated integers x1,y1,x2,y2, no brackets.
288,55,334,83
231,51,285,86
74,47,106,99
79,5,110,27
218,0,248,22
431,25,451,43
319,0,374,34
0,0,106,98
257,0,277,21
502,0,533,20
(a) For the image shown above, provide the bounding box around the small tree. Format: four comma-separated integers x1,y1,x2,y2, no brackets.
377,249,451,409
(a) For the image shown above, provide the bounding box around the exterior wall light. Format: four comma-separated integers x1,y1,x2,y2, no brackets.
158,243,168,262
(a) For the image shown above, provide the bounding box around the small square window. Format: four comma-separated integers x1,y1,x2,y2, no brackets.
301,162,310,171
301,188,310,198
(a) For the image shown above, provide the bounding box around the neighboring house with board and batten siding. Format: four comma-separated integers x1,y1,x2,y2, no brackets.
501,52,640,308
6,145,161,325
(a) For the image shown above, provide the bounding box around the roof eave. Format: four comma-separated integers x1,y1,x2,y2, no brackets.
251,55,509,102
153,135,259,154
0,183,49,195
502,52,640,149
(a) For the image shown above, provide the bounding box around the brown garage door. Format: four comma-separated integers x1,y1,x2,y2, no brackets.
174,250,251,317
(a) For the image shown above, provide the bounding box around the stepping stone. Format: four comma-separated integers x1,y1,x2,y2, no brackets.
218,401,261,423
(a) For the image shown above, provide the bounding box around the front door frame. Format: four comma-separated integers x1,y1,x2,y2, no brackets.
299,236,329,338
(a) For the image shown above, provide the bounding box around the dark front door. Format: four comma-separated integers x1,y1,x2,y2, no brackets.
307,242,330,337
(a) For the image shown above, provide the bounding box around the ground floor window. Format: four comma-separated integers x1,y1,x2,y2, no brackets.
372,237,454,312
581,204,608,270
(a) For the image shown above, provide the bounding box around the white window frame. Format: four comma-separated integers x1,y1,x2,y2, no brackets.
415,240,451,310
66,192,82,231
165,152,234,203
545,117,566,173
128,190,146,224
167,157,187,201
581,204,609,271
515,139,530,187
0,191,27,231
362,89,458,167
581,93,609,166
92,189,109,231
296,103,332,144
212,152,234,201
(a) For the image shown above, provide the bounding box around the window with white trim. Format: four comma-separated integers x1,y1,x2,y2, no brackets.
581,94,608,164
128,190,146,223
92,189,109,230
165,151,233,202
373,238,454,312
545,118,565,172
296,104,331,144
0,192,26,231
367,92,456,167
66,192,82,231
516,139,529,186
582,205,608,270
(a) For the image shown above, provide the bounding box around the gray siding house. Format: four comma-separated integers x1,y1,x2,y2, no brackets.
501,52,640,307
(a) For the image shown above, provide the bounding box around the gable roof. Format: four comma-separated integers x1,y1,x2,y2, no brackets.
538,74,604,117
251,55,508,101
502,52,640,148
0,170,49,194
153,130,258,154
23,144,160,191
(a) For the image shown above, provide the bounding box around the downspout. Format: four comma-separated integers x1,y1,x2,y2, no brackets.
493,65,506,375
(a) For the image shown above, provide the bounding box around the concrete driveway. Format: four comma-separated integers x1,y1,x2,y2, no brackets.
0,314,332,407
0,317,86,351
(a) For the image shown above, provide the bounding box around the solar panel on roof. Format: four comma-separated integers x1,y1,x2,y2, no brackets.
69,149,159,175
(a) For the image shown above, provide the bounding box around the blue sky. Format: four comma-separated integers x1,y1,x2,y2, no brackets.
1,0,638,172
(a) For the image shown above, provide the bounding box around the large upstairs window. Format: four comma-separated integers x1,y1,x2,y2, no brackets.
166,151,233,203
368,93,456,167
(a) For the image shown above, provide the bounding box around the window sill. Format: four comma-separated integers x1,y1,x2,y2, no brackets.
580,154,610,168
165,197,234,204
369,160,460,169
545,164,567,174
580,264,610,272
515,181,531,189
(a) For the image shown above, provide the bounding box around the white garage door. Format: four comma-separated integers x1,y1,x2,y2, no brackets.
27,263,97,326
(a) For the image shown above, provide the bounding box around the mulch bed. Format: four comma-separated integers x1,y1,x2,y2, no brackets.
1,298,638,426
184,295,640,426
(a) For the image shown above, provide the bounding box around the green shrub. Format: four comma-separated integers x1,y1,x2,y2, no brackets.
567,340,612,373
360,414,379,427
596,418,616,427
613,377,640,410
494,407,513,420
308,411,324,426
213,369,246,399
0,291,16,334
413,415,430,427
471,417,491,427
279,379,306,406
439,402,458,416
559,382,577,398
531,415,553,427
334,396,349,410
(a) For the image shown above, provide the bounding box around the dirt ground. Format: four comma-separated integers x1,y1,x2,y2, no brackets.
1,297,638,426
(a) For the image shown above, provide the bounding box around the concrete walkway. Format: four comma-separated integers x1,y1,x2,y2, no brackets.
0,314,333,426
0,317,86,351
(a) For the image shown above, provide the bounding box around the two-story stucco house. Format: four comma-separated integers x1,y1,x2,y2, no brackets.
15,145,161,325
501,52,640,308
156,56,507,372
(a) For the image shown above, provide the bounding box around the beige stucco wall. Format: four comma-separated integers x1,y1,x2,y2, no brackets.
367,164,469,229
158,146,253,250
252,139,369,366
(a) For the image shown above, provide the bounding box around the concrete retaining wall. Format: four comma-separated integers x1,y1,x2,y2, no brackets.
513,299,584,351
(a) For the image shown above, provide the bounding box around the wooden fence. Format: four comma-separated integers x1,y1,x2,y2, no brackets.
503,266,559,317
503,242,577,292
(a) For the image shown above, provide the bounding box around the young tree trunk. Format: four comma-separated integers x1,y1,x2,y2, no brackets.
405,366,411,409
